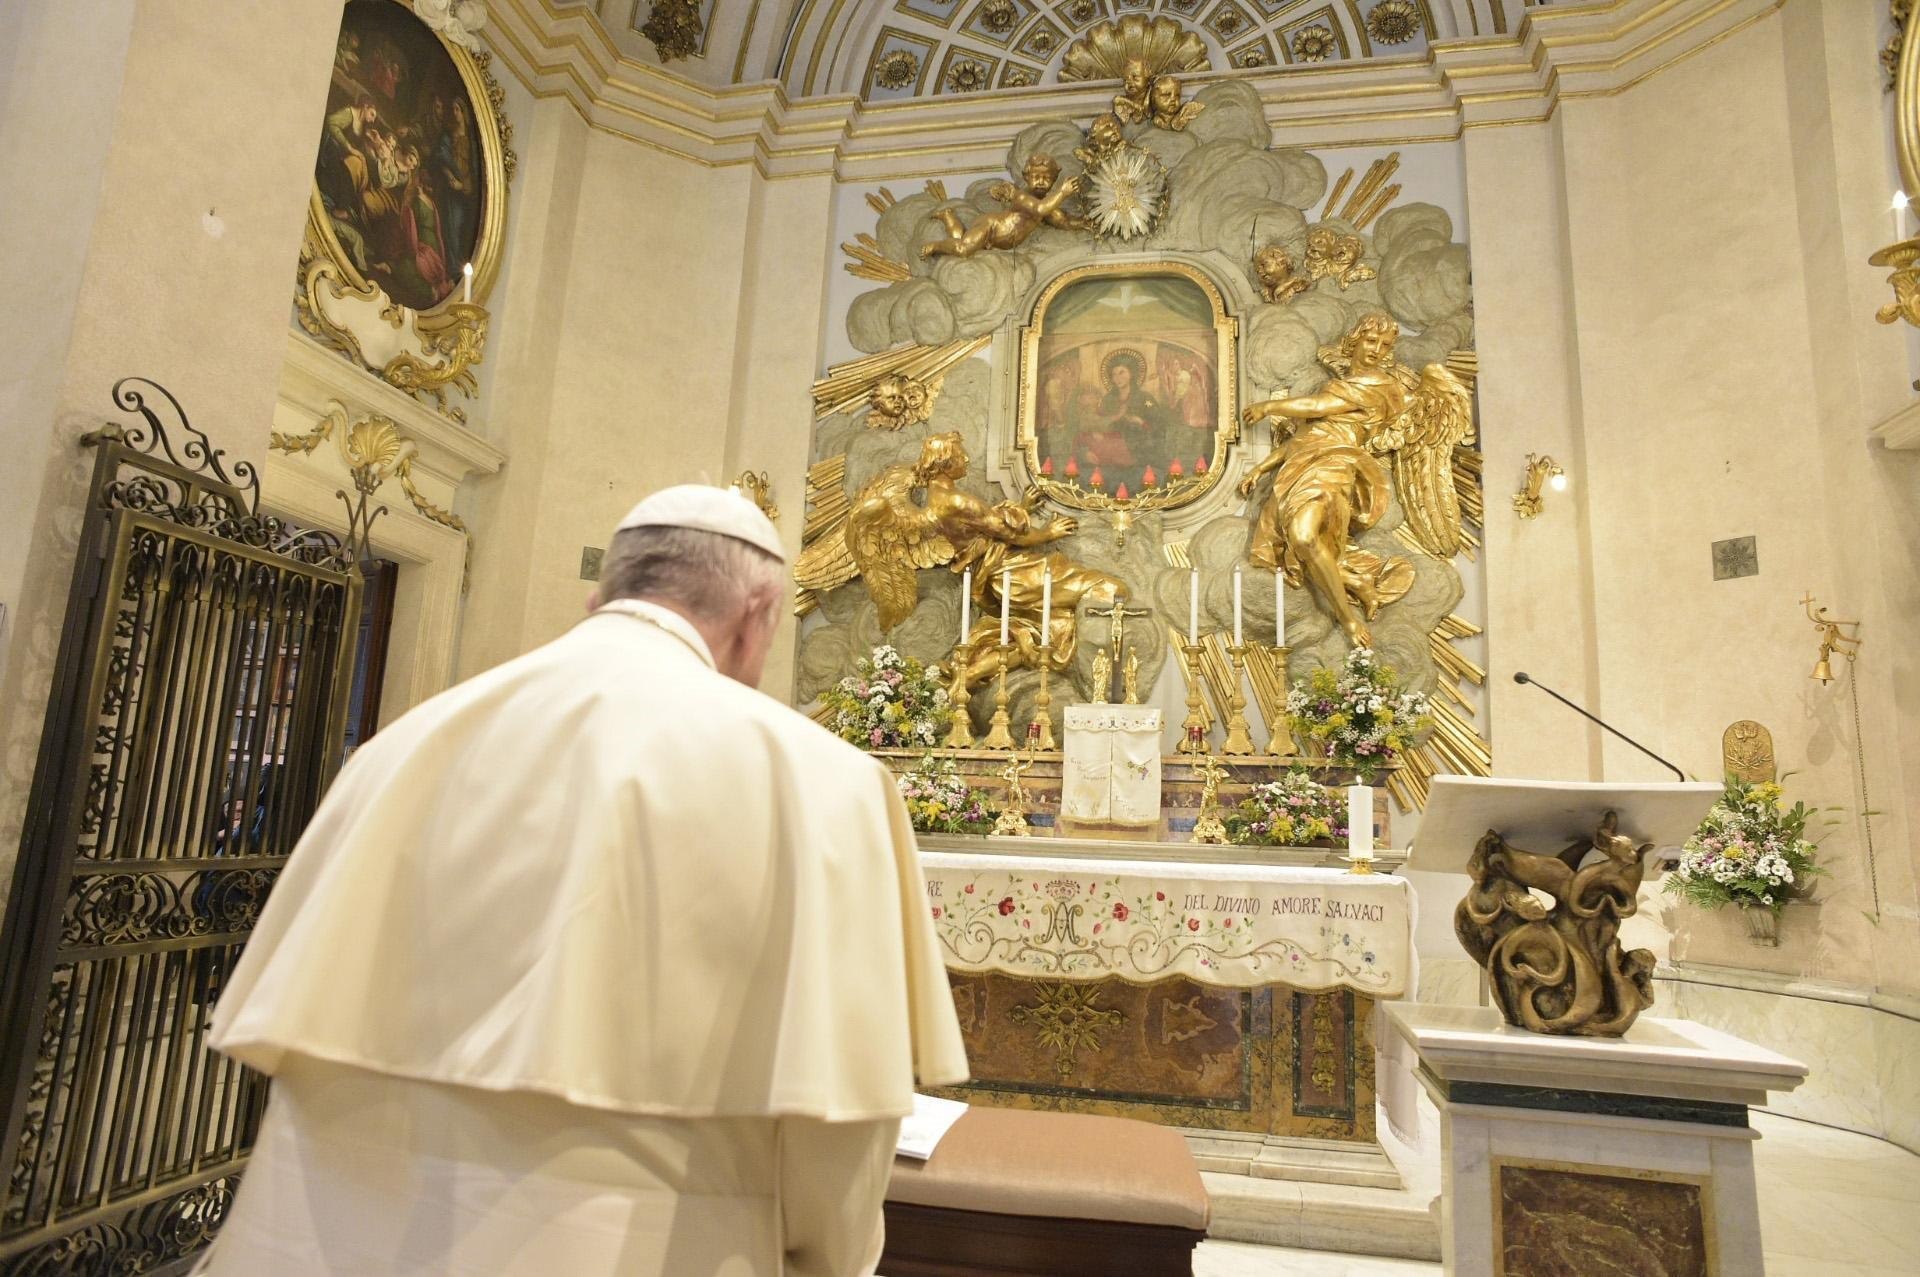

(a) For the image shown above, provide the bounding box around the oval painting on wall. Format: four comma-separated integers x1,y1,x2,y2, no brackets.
314,0,486,311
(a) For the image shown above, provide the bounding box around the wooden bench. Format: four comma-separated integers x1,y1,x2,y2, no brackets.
880,1107,1211,1277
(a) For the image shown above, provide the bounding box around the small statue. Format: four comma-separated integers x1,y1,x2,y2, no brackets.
1110,59,1152,124
866,372,936,431
731,471,779,523
1189,755,1229,844
1304,227,1377,289
1122,649,1140,704
1089,649,1112,703
920,154,1092,260
1452,813,1658,1037
1253,245,1309,304
1147,75,1204,130
993,753,1035,836
1074,113,1127,169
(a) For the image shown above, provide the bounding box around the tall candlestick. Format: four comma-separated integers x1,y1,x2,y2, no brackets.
1232,568,1243,648
999,569,1011,646
462,261,474,304
1040,568,1052,647
1347,785,1373,860
960,569,972,645
1188,569,1199,645
1275,570,1285,647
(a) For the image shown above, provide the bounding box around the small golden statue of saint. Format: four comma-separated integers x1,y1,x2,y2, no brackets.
1122,649,1141,704
992,753,1036,837
1189,755,1230,844
919,154,1092,260
1253,244,1309,304
1089,649,1112,703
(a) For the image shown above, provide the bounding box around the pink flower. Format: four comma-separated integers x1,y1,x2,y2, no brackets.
1187,918,1199,931
964,883,975,894
931,906,943,919
1022,919,1032,929
1093,923,1102,934
1155,891,1166,902
1112,902,1129,922
1224,917,1234,928
997,897,1015,916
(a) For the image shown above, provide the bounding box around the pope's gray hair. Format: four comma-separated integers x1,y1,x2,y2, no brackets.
596,525,784,620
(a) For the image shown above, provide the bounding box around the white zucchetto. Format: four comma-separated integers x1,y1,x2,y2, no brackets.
615,484,787,563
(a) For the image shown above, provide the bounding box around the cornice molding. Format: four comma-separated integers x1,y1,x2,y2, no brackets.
485,0,1782,179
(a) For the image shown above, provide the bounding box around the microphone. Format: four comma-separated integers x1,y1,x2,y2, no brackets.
1512,672,1687,782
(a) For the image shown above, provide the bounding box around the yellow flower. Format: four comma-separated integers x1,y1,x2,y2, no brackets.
1752,782,1782,804
1378,709,1394,726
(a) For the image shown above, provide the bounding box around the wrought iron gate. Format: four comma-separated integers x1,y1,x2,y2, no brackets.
0,380,362,1273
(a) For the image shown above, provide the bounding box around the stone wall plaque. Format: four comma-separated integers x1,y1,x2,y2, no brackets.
1493,1158,1713,1277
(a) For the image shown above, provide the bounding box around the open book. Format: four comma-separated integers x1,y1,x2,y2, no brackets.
895,1093,970,1160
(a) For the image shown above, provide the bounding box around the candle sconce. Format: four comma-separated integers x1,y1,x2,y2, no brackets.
1802,593,1862,684
1512,453,1567,520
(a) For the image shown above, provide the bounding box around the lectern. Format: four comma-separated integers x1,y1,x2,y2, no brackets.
1388,776,1807,1275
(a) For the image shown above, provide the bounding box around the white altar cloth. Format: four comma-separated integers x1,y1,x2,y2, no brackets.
920,850,1413,998
1060,704,1161,827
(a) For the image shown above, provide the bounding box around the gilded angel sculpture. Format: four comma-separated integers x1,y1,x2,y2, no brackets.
919,155,1091,260
1146,75,1204,130
1238,312,1474,647
1110,59,1152,124
794,432,1127,691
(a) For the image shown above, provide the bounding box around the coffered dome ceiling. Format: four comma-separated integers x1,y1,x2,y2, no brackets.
548,0,1529,99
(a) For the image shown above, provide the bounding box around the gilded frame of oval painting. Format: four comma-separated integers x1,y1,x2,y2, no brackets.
1016,259,1241,515
306,0,510,314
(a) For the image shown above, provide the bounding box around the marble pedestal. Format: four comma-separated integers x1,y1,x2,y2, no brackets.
1383,1003,1807,1276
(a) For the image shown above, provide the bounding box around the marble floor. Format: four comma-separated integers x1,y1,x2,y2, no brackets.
1191,1112,1920,1276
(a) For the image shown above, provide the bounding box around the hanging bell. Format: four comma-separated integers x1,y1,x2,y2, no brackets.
1811,652,1835,684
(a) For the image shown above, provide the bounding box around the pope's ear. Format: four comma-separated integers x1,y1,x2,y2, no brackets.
585,589,602,613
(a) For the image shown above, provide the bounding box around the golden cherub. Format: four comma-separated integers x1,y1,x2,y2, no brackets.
794,431,1127,692
919,154,1092,260
1304,227,1376,289
1110,59,1152,124
1074,114,1127,169
1253,245,1309,304
1147,75,1204,130
866,372,936,430
1239,313,1474,647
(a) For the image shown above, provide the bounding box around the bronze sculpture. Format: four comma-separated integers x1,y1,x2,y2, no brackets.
1454,813,1657,1037
1253,245,1309,303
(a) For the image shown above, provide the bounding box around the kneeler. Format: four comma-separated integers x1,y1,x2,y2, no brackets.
880,1107,1211,1277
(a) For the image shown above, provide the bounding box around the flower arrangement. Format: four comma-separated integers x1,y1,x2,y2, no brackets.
1284,647,1431,779
820,644,954,750
1664,778,1826,913
1223,768,1348,847
895,755,998,836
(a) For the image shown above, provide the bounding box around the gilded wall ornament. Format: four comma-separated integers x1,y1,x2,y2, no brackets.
875,48,921,90
1366,0,1420,45
1304,227,1376,288
1240,313,1474,646
1009,982,1124,1077
1001,63,1041,87
945,58,992,92
1231,42,1273,70
981,0,1020,32
919,154,1091,259
733,471,780,523
1454,814,1657,1038
1206,6,1247,41
639,0,704,63
1060,14,1210,83
1146,74,1204,129
1085,145,1167,241
1253,245,1309,303
866,373,939,430
1074,114,1127,168
1291,24,1337,62
1066,0,1099,22
1721,721,1777,784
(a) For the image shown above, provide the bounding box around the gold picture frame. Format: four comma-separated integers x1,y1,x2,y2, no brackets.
306,0,511,315
1016,259,1240,516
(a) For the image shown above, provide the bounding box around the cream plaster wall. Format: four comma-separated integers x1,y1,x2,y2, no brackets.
0,1,344,890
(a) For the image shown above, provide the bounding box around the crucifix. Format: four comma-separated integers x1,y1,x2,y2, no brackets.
1097,596,1152,702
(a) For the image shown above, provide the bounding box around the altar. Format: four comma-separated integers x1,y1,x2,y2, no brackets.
915,841,1415,1176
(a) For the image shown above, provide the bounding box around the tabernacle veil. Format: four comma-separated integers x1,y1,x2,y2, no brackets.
211,608,968,1120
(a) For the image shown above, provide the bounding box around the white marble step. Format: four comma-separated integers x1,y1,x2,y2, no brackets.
1203,1171,1441,1262
1188,1133,1404,1189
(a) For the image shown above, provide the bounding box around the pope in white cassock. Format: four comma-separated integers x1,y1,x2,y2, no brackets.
198,486,969,1276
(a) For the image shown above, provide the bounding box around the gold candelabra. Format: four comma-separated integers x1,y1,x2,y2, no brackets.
944,645,974,749
1264,644,1295,758
1869,238,1920,329
981,644,1017,750
1220,644,1256,756
1176,639,1209,755
1028,659,1057,751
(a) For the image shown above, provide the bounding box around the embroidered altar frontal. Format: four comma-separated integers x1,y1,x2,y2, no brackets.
920,852,1413,1143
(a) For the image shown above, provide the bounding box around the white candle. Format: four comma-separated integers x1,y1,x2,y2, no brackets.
1040,568,1052,648
1232,568,1243,648
1347,785,1373,860
461,261,474,303
1188,570,1199,646
999,568,1011,646
1274,570,1285,647
1896,192,1911,241
960,569,972,644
